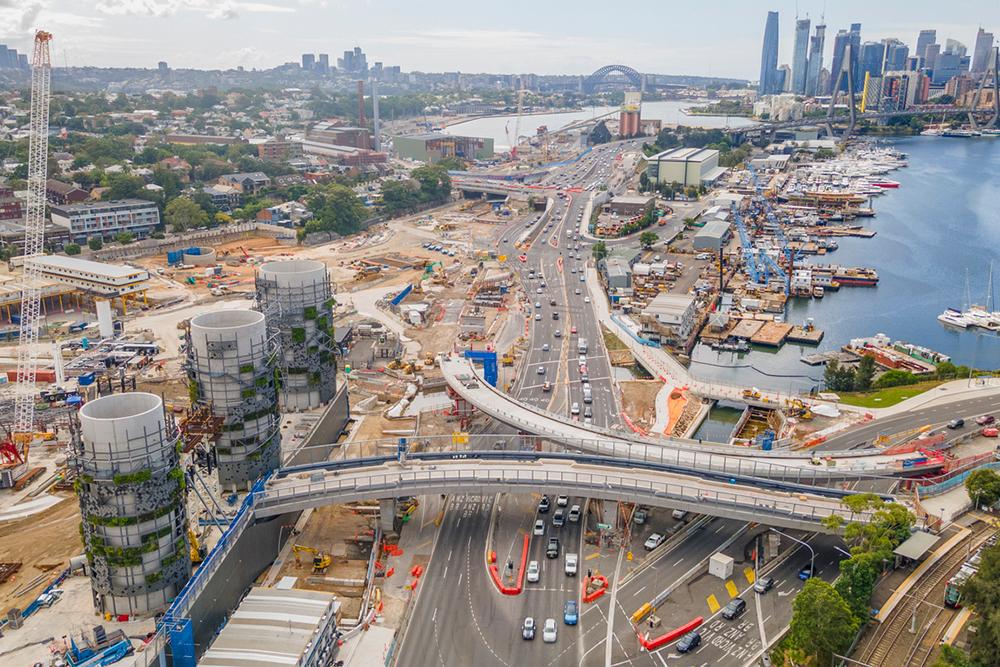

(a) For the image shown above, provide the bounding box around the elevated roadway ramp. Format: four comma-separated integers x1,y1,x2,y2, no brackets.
440,354,936,480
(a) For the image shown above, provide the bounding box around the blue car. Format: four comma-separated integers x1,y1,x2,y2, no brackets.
798,564,814,581
563,600,578,625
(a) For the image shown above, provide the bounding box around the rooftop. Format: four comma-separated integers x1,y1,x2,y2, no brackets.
643,292,696,315
50,198,158,212
397,132,488,142
648,147,720,162
27,255,147,280
197,587,338,667
893,530,939,560
696,220,732,238
609,194,654,206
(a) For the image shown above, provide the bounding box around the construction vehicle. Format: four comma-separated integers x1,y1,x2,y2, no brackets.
292,544,332,573
61,626,132,667
742,388,762,400
501,350,515,367
188,529,207,565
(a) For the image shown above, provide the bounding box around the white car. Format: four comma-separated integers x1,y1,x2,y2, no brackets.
533,520,545,536
584,296,591,304
542,618,558,643
527,560,540,583
557,495,569,507
644,533,666,550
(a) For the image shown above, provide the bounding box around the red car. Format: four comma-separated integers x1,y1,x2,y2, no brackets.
976,415,995,426
982,427,999,438
570,326,578,334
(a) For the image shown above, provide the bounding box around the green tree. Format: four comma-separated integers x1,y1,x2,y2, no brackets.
380,179,421,216
639,231,658,249
932,645,970,667
410,164,452,203
104,174,147,200
834,551,881,620
165,196,209,233
788,578,859,665
960,541,1000,666
854,355,876,391
638,172,650,192
591,241,608,261
87,237,103,251
304,183,367,237
64,243,81,255
115,231,134,244
874,369,920,389
966,469,1000,509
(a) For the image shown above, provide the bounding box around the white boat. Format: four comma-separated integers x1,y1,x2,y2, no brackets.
938,308,970,329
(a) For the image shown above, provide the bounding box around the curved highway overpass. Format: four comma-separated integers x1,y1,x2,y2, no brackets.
440,354,940,479
255,453,888,532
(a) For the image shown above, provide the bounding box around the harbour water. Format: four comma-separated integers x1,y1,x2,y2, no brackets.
690,136,1000,392
447,100,757,149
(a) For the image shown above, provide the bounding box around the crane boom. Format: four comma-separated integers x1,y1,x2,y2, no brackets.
510,82,526,159
13,31,53,444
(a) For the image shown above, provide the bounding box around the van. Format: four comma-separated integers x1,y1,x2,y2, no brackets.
672,509,689,521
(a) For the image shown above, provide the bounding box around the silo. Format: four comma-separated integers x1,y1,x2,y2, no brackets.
73,392,190,617
255,260,337,411
187,310,281,491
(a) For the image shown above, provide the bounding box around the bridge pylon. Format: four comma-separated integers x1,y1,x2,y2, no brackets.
826,42,859,142
969,47,1000,130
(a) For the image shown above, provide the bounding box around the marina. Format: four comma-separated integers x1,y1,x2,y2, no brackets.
690,136,1000,391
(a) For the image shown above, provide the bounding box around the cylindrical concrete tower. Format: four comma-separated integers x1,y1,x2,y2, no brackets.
255,260,337,411
73,392,190,618
188,310,281,491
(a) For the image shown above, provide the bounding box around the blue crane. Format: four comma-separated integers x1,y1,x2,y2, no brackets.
746,164,791,295
730,203,762,285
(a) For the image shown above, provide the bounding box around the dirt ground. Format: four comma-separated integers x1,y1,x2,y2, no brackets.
271,504,375,619
619,380,663,430
0,496,82,610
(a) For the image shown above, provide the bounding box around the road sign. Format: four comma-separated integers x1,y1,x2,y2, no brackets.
498,254,507,263
596,523,611,530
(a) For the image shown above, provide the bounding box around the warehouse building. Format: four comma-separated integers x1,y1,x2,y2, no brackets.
394,133,494,163
646,147,725,187
640,292,698,344
197,587,340,667
602,194,654,217
50,199,160,242
600,256,632,290
693,220,732,252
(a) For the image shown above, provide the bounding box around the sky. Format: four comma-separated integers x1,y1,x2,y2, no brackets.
0,0,997,79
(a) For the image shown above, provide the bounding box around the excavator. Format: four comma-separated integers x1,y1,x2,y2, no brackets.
292,544,332,573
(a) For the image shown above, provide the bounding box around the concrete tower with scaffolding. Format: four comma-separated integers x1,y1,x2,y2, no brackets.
255,260,337,411
186,310,281,491
72,392,191,617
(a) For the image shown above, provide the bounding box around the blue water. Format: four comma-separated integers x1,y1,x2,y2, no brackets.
690,136,1000,391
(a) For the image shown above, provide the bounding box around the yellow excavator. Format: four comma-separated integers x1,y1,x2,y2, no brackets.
292,544,332,573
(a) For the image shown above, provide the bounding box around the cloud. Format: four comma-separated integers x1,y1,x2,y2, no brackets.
207,2,238,20
94,0,292,19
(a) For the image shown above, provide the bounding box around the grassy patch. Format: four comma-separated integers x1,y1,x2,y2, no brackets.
836,380,944,408
600,325,629,352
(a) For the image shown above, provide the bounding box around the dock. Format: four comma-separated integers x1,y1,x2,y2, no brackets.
800,350,858,366
730,319,765,340
787,325,824,345
806,226,877,238
750,322,794,347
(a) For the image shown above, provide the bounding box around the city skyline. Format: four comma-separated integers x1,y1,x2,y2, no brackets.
0,0,995,79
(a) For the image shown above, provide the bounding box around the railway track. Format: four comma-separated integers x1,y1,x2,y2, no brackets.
857,524,995,667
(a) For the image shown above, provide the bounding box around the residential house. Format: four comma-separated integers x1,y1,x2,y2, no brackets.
202,184,243,211
46,179,89,205
219,172,271,194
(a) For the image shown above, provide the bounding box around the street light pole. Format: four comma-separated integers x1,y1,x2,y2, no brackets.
770,527,814,579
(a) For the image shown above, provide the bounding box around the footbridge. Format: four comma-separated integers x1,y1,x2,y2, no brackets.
440,354,944,479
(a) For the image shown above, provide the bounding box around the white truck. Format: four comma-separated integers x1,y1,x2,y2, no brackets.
577,338,588,354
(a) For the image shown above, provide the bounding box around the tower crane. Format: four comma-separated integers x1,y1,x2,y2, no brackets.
7,31,53,471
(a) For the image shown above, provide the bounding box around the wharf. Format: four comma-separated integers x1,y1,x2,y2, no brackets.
750,322,794,347
730,319,765,340
800,350,858,366
787,326,824,345
806,226,877,238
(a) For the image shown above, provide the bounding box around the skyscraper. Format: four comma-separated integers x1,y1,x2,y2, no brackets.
758,11,780,95
881,39,909,73
792,18,811,94
945,39,967,57
859,42,886,81
805,23,826,97
829,23,862,93
317,53,330,74
924,43,941,73
971,28,995,73
915,29,936,66
301,53,316,71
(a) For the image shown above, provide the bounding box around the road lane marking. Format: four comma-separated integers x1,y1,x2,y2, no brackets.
726,580,739,598
673,557,685,566
707,594,721,613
